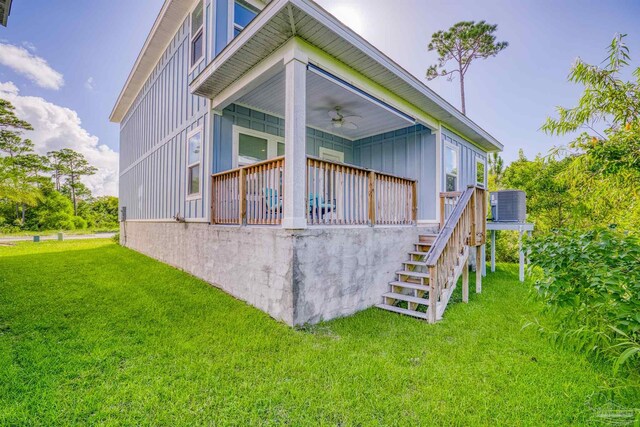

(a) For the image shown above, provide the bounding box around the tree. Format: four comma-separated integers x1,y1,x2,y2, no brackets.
77,196,119,228
488,152,504,188
48,149,97,215
0,99,32,133
47,151,65,191
542,33,640,178
502,152,575,233
0,98,42,224
426,21,508,114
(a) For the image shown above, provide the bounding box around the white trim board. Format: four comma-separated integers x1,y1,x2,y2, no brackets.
185,125,204,201
232,125,284,168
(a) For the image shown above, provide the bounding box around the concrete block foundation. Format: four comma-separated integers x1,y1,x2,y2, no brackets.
121,221,438,326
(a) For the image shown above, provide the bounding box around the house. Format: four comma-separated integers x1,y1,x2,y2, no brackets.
110,0,502,326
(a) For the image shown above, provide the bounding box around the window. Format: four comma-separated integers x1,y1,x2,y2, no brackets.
444,143,459,192
319,147,344,163
187,129,202,197
476,158,486,187
190,1,204,67
233,126,283,167
233,1,257,37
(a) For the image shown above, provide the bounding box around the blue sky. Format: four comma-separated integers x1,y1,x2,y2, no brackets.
0,0,639,195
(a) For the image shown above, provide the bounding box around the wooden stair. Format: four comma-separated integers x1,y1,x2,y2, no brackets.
376,186,487,323
376,233,437,319
376,233,470,321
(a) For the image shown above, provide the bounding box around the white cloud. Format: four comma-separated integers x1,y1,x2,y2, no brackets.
84,77,95,90
0,43,64,90
22,41,36,52
0,81,118,196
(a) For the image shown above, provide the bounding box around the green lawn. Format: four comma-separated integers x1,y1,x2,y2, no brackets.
0,228,118,237
0,240,634,425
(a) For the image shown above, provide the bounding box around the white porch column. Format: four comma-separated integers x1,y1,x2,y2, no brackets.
282,52,307,229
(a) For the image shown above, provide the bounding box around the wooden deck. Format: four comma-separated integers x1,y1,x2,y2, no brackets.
211,156,417,226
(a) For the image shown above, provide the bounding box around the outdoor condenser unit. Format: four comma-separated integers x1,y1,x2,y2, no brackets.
490,190,526,222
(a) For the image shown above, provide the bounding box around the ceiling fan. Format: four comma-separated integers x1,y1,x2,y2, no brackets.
328,107,361,130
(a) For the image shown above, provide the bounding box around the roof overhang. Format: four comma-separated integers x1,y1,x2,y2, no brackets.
0,0,12,27
191,0,503,152
110,0,195,123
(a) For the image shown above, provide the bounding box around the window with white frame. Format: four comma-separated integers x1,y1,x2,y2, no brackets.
190,1,204,67
233,126,283,167
187,128,202,197
319,147,344,163
476,157,486,187
233,1,258,38
444,143,459,192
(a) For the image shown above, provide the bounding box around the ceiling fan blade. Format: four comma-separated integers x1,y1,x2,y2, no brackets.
328,110,340,119
342,115,362,122
342,122,358,130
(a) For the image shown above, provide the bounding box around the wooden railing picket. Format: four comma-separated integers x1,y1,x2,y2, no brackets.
212,156,417,226
423,186,486,322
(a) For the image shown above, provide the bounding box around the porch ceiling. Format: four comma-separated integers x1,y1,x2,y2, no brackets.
236,69,413,140
189,0,504,152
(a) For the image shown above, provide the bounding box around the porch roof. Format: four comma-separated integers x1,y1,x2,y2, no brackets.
190,0,504,152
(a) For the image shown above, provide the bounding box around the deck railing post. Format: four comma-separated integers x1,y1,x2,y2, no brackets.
428,266,437,323
214,176,216,224
469,186,477,246
238,167,247,225
439,194,445,228
368,171,376,226
411,181,418,224
476,245,482,293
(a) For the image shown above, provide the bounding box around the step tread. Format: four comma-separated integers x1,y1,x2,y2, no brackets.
403,260,427,266
376,303,429,319
396,270,430,279
409,251,430,256
388,281,430,291
383,292,431,305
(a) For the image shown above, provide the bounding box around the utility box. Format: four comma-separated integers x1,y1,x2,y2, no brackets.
490,190,526,222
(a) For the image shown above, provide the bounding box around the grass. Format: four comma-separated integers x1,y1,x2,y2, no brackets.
0,240,637,425
0,228,118,237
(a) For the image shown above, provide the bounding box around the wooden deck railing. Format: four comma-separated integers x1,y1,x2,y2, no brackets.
211,169,241,224
424,186,486,323
211,156,417,226
211,157,284,225
374,172,417,225
439,191,462,227
306,156,417,225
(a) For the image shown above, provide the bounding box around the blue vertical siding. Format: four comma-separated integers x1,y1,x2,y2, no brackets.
441,129,487,190
119,0,212,220
215,0,230,56
214,104,355,173
353,125,437,220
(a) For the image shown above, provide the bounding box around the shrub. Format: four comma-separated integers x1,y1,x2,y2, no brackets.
112,232,120,245
72,216,87,230
527,227,640,372
487,230,521,263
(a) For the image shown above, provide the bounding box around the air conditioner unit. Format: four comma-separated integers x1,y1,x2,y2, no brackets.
490,190,526,222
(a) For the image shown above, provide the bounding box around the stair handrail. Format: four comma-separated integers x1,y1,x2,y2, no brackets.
424,186,475,267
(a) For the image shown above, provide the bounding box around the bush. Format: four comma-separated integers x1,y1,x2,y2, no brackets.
0,224,21,234
112,232,120,245
487,230,521,263
72,216,87,230
527,227,640,371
